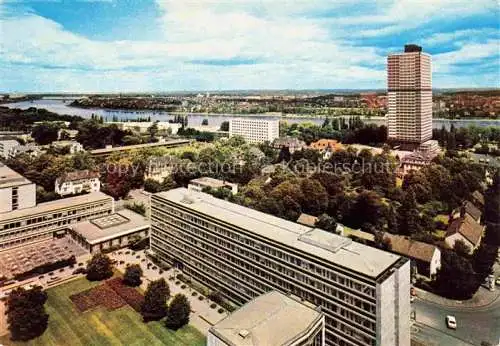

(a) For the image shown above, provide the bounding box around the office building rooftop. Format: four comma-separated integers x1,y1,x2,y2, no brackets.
0,163,33,189
71,209,149,245
209,291,323,346
156,188,401,278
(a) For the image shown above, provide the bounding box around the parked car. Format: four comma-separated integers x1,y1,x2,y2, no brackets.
446,315,457,329
495,277,500,286
410,296,416,303
410,287,416,296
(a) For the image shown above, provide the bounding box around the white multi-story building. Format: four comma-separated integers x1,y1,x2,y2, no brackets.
150,188,410,346
0,191,114,250
0,164,36,213
229,119,279,143
0,140,20,159
105,121,181,135
387,45,432,145
55,170,100,196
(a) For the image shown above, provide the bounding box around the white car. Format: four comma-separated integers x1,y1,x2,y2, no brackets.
446,315,457,329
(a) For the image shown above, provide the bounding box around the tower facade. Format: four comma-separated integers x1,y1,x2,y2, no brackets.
387,45,432,145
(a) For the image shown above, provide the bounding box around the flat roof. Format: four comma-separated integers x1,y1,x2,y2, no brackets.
90,139,190,155
71,209,149,245
0,164,33,189
0,191,113,222
155,188,401,278
189,177,236,188
209,291,322,346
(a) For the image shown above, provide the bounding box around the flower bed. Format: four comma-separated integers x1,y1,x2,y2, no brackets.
105,278,144,312
70,284,126,312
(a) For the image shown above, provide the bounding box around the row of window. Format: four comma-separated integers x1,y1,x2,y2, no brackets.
151,227,374,346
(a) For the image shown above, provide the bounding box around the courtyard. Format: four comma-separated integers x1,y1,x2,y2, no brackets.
0,277,205,346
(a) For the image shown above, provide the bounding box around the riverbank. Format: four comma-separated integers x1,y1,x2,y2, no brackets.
4,99,500,130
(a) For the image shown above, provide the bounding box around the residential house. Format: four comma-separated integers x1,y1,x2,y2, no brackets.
445,214,484,254
471,190,485,210
383,233,441,278
309,139,344,159
272,137,307,153
452,200,482,223
55,170,100,196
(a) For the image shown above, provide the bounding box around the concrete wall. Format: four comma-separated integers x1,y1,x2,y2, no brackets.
376,259,410,346
207,332,229,346
0,188,12,213
18,183,36,209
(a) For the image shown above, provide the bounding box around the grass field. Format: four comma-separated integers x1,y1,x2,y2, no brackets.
0,278,205,346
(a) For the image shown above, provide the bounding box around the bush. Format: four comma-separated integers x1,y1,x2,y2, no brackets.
191,292,197,296
86,253,113,281
180,284,186,289
141,278,170,322
198,296,204,301
165,294,191,330
175,281,180,285
217,308,224,314
210,303,217,309
123,264,143,287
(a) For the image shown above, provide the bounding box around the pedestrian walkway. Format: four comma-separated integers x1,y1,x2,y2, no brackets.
109,249,229,335
415,286,500,309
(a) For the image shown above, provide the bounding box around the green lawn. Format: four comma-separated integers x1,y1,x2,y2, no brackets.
1,278,205,346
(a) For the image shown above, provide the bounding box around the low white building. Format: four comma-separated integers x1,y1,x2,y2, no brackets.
55,170,100,196
105,121,181,135
8,143,41,158
229,119,279,143
51,141,84,154
188,177,238,195
208,291,325,346
69,209,150,253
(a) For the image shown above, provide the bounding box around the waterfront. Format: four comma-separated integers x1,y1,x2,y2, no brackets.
4,99,499,129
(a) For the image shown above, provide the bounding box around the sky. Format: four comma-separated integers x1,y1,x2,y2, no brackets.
0,0,499,92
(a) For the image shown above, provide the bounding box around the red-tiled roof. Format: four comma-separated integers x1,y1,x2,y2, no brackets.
446,214,484,247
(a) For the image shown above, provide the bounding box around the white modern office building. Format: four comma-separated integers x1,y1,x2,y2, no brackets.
387,44,432,146
150,188,410,346
0,164,36,213
229,119,279,144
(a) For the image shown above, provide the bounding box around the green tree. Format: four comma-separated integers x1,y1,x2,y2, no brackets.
147,121,159,141
6,286,49,341
141,278,170,322
435,250,479,300
397,189,421,236
123,264,143,287
31,123,59,145
165,294,191,330
315,214,338,234
453,239,471,257
219,121,229,132
144,178,163,193
86,253,113,281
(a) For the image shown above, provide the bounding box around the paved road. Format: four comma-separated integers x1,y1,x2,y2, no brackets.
413,295,500,345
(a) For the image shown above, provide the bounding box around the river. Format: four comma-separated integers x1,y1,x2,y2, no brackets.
3,99,499,130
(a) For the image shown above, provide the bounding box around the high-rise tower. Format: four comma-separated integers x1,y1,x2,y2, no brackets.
387,44,432,146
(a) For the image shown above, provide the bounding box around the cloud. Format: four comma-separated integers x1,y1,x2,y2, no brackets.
0,0,498,91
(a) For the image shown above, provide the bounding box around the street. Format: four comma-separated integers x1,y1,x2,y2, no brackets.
413,296,500,345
